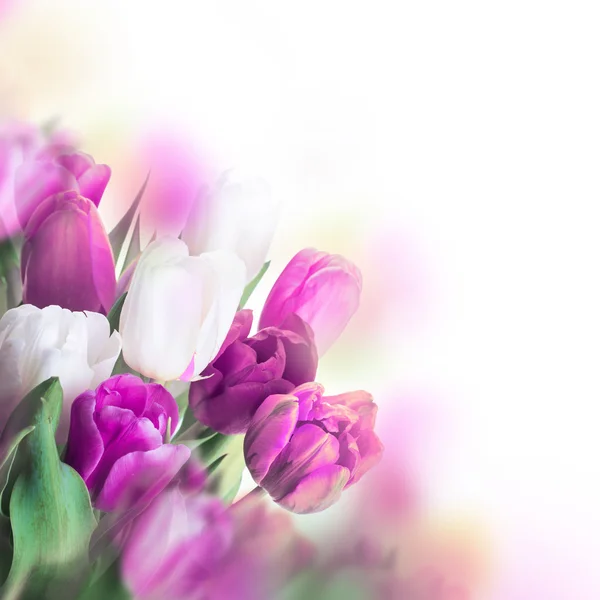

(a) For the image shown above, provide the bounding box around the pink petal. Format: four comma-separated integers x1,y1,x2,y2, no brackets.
244,394,299,484
261,423,340,500
277,464,350,514
96,444,191,513
78,163,111,206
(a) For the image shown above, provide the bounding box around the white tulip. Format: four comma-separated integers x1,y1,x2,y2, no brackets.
0,304,122,442
119,237,246,382
181,170,279,282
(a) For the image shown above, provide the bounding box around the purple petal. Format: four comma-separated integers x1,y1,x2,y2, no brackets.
64,392,104,484
277,464,350,514
213,309,254,362
96,374,148,415
244,394,299,484
89,413,163,495
193,379,293,435
96,444,191,512
261,423,339,500
346,429,384,487
77,163,111,206
55,151,94,178
15,161,78,229
145,383,179,436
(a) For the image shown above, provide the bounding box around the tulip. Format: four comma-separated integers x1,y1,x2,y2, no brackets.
259,248,362,356
122,459,312,600
64,374,190,513
119,237,246,382
190,310,318,434
21,191,117,313
0,304,121,442
14,144,110,230
182,169,278,282
244,382,383,514
0,120,45,239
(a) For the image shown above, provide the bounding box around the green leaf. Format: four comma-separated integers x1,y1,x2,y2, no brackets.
109,172,150,276
239,260,270,309
0,239,22,316
107,292,127,334
121,217,141,275
203,435,245,503
78,559,131,600
0,378,96,599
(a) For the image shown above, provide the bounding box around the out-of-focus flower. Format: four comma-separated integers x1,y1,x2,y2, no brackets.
259,248,362,356
182,170,278,282
138,131,212,240
0,120,45,239
0,304,121,442
14,144,110,230
64,374,189,513
119,237,246,382
122,460,312,600
244,382,383,514
189,310,317,435
21,191,117,313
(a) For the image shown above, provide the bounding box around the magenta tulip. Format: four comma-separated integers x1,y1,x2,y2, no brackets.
189,309,318,434
64,374,190,513
14,144,110,230
259,248,362,356
122,459,312,600
21,191,117,313
244,382,383,514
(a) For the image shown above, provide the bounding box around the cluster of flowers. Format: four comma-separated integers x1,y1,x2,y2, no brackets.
0,120,383,599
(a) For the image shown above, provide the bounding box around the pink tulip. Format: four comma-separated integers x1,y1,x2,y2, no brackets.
244,382,383,514
259,248,362,356
21,191,117,313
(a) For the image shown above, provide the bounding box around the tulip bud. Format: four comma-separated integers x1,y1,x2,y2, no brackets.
0,304,121,442
64,374,190,513
21,191,117,313
190,310,318,434
259,248,362,356
182,170,279,282
14,145,110,230
119,237,246,382
244,382,383,514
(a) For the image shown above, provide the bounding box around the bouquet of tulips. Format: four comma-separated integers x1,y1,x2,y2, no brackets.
0,120,383,600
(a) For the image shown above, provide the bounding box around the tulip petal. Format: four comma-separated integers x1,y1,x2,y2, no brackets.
77,163,111,206
244,394,299,484
15,161,78,228
194,378,294,435
96,443,191,512
261,423,340,500
347,429,384,487
277,464,350,514
63,391,104,483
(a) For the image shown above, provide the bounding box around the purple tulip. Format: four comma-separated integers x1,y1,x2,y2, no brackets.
189,309,318,435
64,374,190,513
244,382,384,514
259,248,363,356
14,144,110,230
21,191,117,313
121,459,313,600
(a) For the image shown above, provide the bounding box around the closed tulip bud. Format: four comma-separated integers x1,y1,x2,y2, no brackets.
0,304,121,442
259,248,362,356
119,237,246,382
64,374,190,513
182,170,279,282
14,144,110,230
21,191,117,313
244,382,383,514
189,310,318,435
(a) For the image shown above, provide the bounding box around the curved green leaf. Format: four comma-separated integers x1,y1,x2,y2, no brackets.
0,378,96,599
